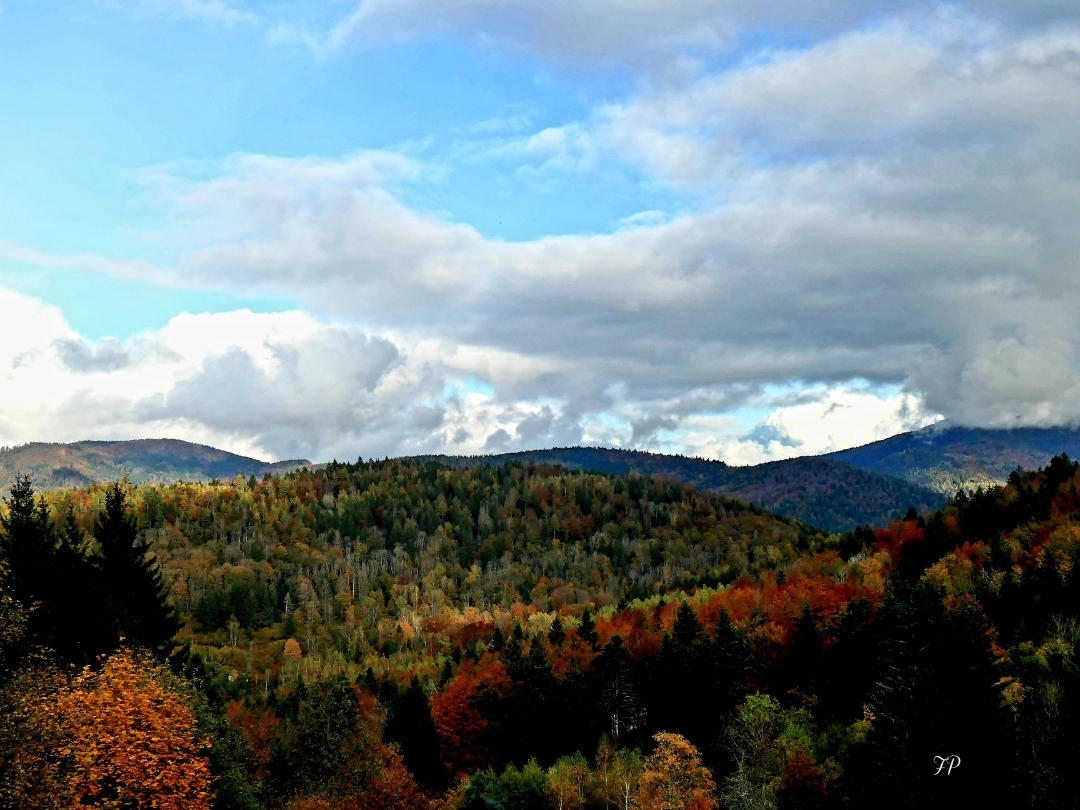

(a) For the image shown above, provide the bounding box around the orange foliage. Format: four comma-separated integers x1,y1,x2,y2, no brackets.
56,648,213,810
635,732,716,810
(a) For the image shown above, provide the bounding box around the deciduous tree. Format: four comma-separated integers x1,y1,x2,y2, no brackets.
635,732,716,810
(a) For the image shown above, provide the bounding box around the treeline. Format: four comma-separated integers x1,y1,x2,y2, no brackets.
1,456,1080,807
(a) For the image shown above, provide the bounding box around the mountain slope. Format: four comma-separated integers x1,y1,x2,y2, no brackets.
411,447,943,532
0,439,309,491
828,423,1080,493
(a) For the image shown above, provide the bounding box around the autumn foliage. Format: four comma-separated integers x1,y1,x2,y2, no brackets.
57,648,213,810
635,733,716,810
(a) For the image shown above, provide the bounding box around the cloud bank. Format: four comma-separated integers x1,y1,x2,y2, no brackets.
12,2,1080,463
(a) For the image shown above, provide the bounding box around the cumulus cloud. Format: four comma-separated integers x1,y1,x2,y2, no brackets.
16,3,1080,464
0,286,599,461
103,10,1080,447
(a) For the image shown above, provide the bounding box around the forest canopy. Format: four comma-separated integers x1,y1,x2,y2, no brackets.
0,456,1078,808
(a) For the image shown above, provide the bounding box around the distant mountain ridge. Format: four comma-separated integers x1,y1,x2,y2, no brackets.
410,447,944,532
828,423,1080,493
0,439,309,491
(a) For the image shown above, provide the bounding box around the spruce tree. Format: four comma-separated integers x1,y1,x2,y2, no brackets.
383,676,447,789
95,482,177,654
0,476,52,615
673,601,704,649
579,607,598,649
52,505,104,663
547,615,565,647
0,476,59,656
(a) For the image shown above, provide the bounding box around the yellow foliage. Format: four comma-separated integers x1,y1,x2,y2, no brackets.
634,732,716,810
56,648,213,810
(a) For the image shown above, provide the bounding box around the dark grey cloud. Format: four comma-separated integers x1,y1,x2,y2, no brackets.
139,329,401,460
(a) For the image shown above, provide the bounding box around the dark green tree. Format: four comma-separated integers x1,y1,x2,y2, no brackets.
0,476,53,647
270,677,375,798
548,615,565,647
383,677,447,789
490,624,506,653
95,483,177,654
673,601,704,648
578,608,598,649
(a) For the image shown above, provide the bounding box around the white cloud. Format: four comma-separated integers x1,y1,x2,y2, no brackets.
17,5,1080,463
107,14,1080,445
321,0,1080,71
0,286,595,461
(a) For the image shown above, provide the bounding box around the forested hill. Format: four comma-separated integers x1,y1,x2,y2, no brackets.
413,447,943,532
0,439,308,491
828,423,1080,493
6,454,1080,806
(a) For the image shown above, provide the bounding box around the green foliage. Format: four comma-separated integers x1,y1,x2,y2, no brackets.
460,759,551,810
269,677,375,799
191,696,261,810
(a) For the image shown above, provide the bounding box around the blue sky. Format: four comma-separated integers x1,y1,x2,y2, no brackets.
1,0,1078,462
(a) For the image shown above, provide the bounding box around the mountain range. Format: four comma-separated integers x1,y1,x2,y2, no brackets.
828,422,1080,493
412,447,943,532
4,424,1080,533
0,439,309,491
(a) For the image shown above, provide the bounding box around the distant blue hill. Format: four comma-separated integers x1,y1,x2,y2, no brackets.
828,423,1080,493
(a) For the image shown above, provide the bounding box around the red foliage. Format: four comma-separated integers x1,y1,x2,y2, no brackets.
777,752,829,810
431,658,511,777
874,519,925,567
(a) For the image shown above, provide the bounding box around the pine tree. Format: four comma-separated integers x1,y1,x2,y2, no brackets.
673,601,704,649
0,476,52,608
51,505,104,663
548,615,565,647
383,676,447,789
490,625,506,653
579,608,598,649
95,483,177,654
0,476,57,654
781,601,822,699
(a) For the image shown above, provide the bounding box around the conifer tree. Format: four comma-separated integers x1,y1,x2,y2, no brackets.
548,615,565,647
490,625,506,652
673,601,704,649
578,608,598,649
95,483,177,654
0,476,53,636
383,676,447,789
51,505,103,663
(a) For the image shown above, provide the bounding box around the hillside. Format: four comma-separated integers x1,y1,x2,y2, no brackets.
828,423,1080,493
0,439,309,491
413,447,943,532
6,455,1080,806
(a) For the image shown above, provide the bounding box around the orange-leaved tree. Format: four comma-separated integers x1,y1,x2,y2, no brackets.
57,647,213,810
635,732,716,810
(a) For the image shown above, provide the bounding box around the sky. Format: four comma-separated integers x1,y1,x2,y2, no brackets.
2,0,1080,464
